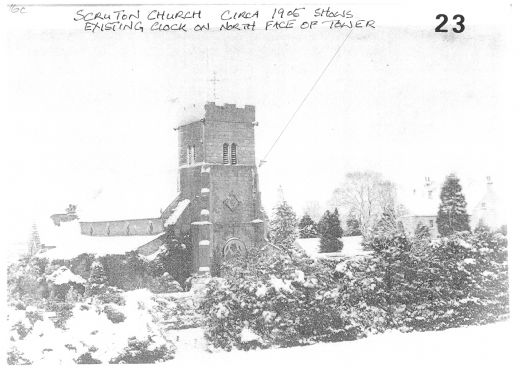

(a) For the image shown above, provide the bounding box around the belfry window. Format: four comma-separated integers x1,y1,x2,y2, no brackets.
187,145,196,165
223,143,229,164
231,143,237,165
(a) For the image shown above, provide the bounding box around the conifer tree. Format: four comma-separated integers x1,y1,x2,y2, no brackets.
86,260,108,296
436,174,471,236
373,207,397,236
269,201,299,251
298,214,319,238
344,213,362,236
318,208,344,252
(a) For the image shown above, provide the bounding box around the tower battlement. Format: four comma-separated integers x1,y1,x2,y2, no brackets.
204,102,255,123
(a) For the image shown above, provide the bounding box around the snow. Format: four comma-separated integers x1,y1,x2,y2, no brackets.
199,240,210,246
201,188,210,194
192,221,212,225
255,284,268,298
251,219,264,223
240,326,262,343
172,322,514,368
142,244,167,261
34,219,164,260
47,266,86,285
269,276,292,293
7,288,173,364
294,236,367,259
164,199,190,226
201,209,210,216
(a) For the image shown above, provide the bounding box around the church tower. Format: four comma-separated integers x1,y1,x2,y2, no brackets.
165,102,266,275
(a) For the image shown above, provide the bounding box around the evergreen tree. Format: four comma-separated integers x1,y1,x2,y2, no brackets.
436,174,471,236
298,214,319,238
344,212,362,236
373,207,397,236
86,260,108,296
269,201,299,251
318,208,344,253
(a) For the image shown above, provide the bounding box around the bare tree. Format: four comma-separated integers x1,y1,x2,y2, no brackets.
330,171,397,236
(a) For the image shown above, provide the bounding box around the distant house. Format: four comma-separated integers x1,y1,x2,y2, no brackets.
470,176,504,229
398,177,439,237
398,176,504,237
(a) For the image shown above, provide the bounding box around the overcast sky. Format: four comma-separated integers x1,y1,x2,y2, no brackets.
4,2,511,255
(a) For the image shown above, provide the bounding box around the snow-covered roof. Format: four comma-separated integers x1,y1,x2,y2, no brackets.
164,199,190,226
77,175,177,222
294,236,367,259
47,266,86,285
35,219,164,260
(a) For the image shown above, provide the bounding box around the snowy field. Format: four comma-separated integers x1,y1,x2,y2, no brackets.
172,321,516,368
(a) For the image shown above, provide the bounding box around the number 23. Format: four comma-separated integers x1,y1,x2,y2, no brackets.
435,14,465,33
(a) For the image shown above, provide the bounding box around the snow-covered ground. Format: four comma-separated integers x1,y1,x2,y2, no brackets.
172,322,516,368
294,236,369,259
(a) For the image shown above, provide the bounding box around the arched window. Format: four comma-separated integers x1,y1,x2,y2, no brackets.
231,143,237,165
223,143,229,164
187,145,196,165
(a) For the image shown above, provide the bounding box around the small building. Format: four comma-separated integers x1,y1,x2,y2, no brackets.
470,176,504,230
398,177,439,237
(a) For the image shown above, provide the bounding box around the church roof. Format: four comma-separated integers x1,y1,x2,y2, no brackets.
164,199,190,226
34,218,164,260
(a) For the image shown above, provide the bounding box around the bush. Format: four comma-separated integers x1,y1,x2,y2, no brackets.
74,352,102,364
149,273,183,293
200,248,350,350
95,287,126,306
348,229,509,332
109,337,175,364
7,347,31,365
45,300,74,329
103,305,126,324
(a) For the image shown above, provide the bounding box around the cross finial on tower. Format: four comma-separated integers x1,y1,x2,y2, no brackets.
209,71,220,100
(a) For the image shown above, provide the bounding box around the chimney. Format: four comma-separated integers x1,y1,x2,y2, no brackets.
425,177,433,199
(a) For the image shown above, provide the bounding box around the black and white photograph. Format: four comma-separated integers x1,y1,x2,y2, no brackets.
3,1,517,366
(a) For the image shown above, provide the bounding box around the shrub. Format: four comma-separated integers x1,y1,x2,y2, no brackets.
149,273,183,293
102,305,126,324
95,287,126,306
200,249,350,350
45,300,74,329
74,352,102,364
7,347,31,365
109,337,175,364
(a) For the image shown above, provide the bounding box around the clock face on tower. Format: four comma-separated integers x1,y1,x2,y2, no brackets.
223,192,241,212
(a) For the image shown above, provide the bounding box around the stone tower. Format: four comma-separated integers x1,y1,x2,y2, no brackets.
165,102,266,275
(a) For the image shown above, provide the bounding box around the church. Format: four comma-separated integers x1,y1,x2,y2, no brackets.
33,102,267,275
